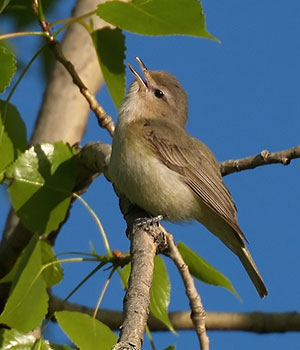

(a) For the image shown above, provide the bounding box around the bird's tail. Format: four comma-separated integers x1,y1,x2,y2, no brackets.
236,243,268,298
236,245,268,298
198,206,268,297
218,228,268,298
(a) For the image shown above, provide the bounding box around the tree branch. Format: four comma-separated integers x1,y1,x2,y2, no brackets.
48,294,300,333
33,142,300,183
220,145,300,176
164,231,209,350
107,193,210,349
112,204,167,350
33,0,115,138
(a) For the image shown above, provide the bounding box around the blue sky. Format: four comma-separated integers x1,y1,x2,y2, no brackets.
1,1,300,349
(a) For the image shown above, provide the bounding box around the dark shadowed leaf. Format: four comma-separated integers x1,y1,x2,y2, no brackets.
0,235,48,332
6,142,76,235
97,0,217,40
55,311,117,350
0,249,23,283
92,27,126,108
0,100,27,174
150,256,174,332
178,241,240,298
50,344,73,350
2,0,56,27
0,0,11,13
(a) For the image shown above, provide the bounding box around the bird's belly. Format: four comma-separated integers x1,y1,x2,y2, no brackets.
109,146,200,222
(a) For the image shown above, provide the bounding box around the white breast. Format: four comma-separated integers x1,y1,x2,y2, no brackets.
108,123,201,222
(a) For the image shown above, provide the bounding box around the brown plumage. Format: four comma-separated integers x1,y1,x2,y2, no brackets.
108,57,268,297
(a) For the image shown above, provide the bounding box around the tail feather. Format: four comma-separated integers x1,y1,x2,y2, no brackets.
238,246,268,298
198,206,268,298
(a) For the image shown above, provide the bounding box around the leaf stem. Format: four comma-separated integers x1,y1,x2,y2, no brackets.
0,31,46,41
73,193,112,257
6,46,45,103
93,267,116,319
50,9,97,27
53,19,92,38
63,262,106,302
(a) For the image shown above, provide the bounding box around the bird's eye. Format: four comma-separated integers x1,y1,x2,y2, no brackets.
154,89,164,98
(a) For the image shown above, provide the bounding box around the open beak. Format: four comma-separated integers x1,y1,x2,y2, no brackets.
128,57,148,90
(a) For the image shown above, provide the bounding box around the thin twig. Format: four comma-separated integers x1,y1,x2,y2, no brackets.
34,8,115,136
164,230,209,350
220,145,300,176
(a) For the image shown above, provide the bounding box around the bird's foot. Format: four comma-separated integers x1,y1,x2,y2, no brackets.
134,215,163,228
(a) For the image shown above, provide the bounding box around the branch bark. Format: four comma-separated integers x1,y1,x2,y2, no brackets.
165,231,209,350
112,224,157,349
111,202,168,350
220,146,300,176
48,294,300,333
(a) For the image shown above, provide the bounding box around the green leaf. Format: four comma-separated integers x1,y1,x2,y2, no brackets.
163,346,176,350
0,237,61,286
0,100,27,174
97,0,217,40
92,27,126,108
6,142,77,235
0,328,54,350
150,256,174,332
40,240,63,287
0,235,49,332
55,311,117,350
118,262,131,289
0,46,16,92
177,241,240,298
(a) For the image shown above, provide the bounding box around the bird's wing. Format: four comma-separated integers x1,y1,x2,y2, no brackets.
143,120,246,241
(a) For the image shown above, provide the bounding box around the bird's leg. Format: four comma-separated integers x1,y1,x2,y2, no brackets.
133,214,164,227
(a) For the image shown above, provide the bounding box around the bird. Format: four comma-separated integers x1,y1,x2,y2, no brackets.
108,57,268,298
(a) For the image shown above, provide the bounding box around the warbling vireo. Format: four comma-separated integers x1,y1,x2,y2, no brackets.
108,57,268,298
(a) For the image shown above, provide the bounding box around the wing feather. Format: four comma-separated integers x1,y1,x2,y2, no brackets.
144,121,246,241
